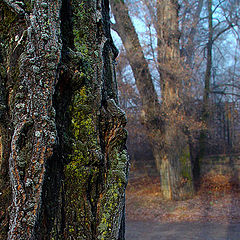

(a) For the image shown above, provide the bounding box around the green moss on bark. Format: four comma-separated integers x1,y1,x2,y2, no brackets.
97,149,128,239
64,84,101,238
180,147,192,181
179,146,194,198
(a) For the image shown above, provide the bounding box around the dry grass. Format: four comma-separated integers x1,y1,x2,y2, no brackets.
126,173,240,223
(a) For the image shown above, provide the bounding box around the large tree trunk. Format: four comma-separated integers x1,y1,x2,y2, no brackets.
0,0,129,239
111,0,194,200
152,125,194,200
156,0,194,199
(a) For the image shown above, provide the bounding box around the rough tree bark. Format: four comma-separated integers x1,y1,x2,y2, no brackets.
111,0,194,200
155,0,194,200
0,0,129,239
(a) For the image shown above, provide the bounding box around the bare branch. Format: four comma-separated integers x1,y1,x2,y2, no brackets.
213,24,234,43
212,0,226,15
212,83,240,90
211,91,240,97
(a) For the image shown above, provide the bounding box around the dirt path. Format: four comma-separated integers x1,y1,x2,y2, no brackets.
126,221,240,240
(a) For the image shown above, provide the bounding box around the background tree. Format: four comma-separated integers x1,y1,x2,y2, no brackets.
111,0,240,198
111,0,195,200
116,50,155,173
0,0,129,239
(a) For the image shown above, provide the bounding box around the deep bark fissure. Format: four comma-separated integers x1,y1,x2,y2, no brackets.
0,5,15,239
1,0,129,239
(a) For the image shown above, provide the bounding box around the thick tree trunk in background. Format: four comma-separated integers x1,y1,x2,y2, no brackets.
111,0,194,200
156,0,194,200
157,0,180,103
0,0,129,239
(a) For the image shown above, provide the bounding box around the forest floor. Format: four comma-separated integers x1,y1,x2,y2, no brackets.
125,173,240,223
125,172,240,239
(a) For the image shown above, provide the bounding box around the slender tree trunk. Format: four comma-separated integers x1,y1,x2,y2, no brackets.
110,1,160,125
0,0,129,239
203,0,213,118
196,0,213,168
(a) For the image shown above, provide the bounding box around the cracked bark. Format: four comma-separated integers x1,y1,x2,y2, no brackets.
0,0,128,239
